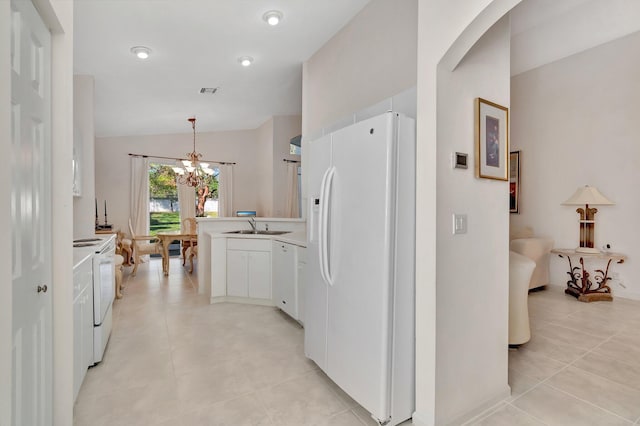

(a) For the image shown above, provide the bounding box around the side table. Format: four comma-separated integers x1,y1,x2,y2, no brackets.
551,249,626,302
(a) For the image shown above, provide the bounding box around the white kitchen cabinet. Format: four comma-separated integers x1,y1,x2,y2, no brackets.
226,250,248,297
73,256,93,402
297,247,306,324
272,241,297,319
226,238,272,300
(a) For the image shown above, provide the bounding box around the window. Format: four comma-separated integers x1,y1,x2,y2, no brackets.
198,168,219,218
149,163,181,235
148,162,220,236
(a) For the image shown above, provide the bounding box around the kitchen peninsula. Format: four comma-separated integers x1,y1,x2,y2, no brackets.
196,218,306,310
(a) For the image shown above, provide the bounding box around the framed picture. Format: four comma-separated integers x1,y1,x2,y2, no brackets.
475,98,509,180
510,151,520,213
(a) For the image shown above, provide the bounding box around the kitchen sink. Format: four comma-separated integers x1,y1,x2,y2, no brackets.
225,230,291,236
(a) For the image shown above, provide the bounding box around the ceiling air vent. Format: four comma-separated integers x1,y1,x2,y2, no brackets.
199,87,218,94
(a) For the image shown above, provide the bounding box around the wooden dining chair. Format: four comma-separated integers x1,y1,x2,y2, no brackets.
128,218,163,276
181,217,197,266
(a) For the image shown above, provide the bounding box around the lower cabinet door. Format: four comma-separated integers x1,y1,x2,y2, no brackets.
82,287,94,369
73,295,82,401
227,250,249,297
248,251,271,300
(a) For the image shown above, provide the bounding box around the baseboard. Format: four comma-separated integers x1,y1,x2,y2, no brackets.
210,296,275,307
442,386,511,425
548,282,640,302
612,288,640,301
411,411,434,426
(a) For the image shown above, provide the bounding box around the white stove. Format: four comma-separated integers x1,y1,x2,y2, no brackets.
73,234,116,364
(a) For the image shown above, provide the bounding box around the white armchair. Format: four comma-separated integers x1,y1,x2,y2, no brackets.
510,239,554,290
509,251,537,346
509,227,554,290
128,219,163,276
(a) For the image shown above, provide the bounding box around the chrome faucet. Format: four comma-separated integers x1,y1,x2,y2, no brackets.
248,217,257,232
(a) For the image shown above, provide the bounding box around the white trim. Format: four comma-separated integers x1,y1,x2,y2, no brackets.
411,411,434,426
0,4,13,425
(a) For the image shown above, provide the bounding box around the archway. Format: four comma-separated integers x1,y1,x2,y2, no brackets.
414,1,524,425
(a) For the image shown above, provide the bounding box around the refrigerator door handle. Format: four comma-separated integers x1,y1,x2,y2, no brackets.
322,167,336,286
318,167,331,285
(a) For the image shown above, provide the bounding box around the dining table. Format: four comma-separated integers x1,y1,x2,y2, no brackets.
156,231,197,276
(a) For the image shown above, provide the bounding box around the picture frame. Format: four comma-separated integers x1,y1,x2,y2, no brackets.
510,151,520,213
475,98,509,181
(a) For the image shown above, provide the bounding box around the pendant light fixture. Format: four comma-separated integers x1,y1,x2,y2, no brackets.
173,117,214,188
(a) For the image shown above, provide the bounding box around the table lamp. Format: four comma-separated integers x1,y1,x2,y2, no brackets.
562,185,614,254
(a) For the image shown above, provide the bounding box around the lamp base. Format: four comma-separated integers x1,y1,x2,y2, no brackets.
575,246,600,254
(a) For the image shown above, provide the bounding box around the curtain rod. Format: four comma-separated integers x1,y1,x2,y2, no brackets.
128,153,236,165
283,159,300,163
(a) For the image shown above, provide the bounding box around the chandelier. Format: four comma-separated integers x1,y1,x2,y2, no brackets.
173,117,215,188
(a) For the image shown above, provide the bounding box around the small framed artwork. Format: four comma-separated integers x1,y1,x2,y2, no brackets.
475,98,509,180
510,151,520,213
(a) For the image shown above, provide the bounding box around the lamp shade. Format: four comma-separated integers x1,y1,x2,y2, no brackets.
562,185,614,206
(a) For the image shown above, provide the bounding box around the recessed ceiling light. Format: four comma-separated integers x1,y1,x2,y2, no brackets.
238,56,253,67
130,46,151,59
263,10,283,26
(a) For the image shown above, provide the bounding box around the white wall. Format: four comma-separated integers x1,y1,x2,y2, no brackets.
272,115,302,217
95,113,301,230
95,128,261,231
255,118,274,217
301,0,418,136
48,0,75,423
416,1,523,424
435,16,511,424
73,75,96,237
510,30,640,300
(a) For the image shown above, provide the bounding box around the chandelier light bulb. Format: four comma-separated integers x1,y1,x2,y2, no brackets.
174,117,213,188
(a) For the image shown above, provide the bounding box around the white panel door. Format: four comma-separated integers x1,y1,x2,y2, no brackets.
10,0,52,425
325,113,395,422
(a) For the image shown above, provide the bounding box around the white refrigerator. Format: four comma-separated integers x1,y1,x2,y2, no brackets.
305,112,415,426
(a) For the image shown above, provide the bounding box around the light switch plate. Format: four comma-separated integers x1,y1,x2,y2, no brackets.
453,213,467,235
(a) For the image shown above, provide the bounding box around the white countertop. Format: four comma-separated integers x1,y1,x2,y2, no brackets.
198,217,306,223
73,250,93,270
273,231,307,248
72,234,116,270
209,230,307,248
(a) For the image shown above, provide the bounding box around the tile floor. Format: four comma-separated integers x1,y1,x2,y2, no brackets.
74,258,640,425
74,258,400,426
471,286,640,425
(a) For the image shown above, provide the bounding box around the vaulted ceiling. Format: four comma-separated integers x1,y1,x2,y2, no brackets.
74,1,371,137
75,0,640,138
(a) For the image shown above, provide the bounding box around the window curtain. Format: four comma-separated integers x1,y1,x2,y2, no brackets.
218,164,234,217
285,163,299,218
177,182,196,232
130,156,150,236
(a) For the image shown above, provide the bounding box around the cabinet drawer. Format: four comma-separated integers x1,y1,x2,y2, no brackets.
227,238,271,252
